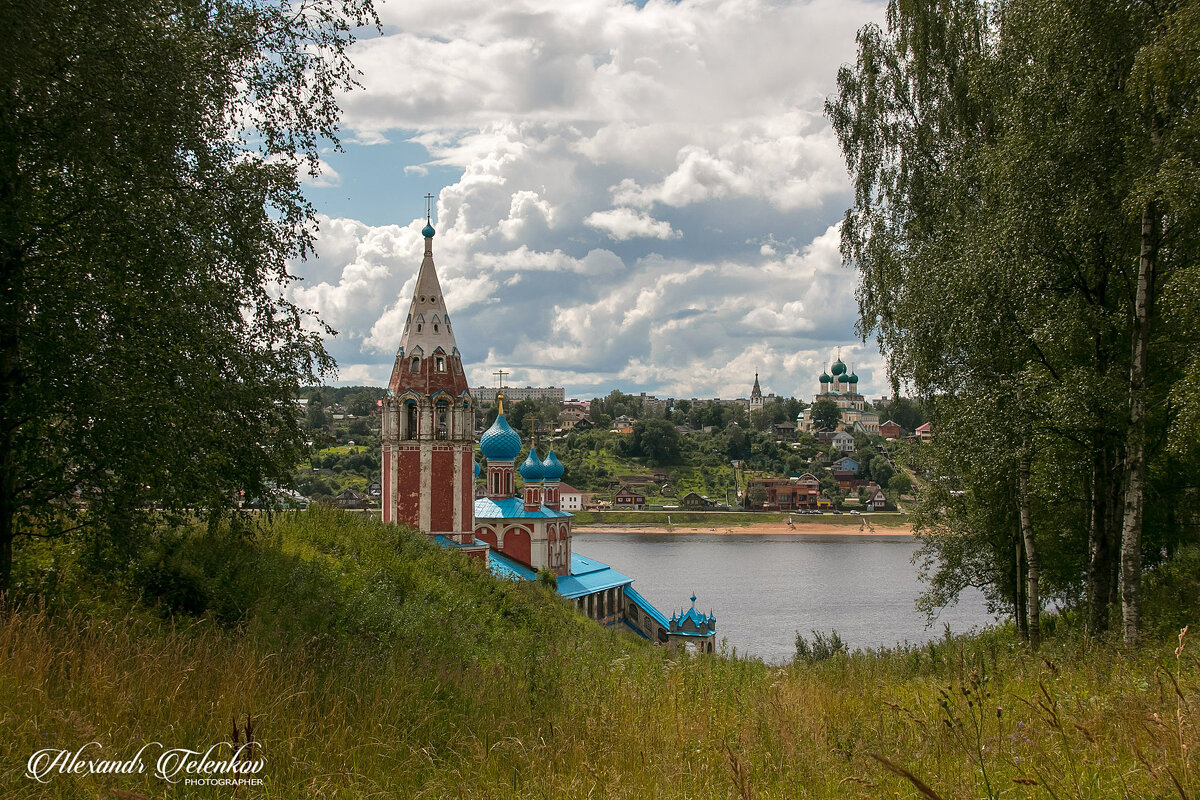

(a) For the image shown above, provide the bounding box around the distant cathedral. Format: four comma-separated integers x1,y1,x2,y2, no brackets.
797,353,879,434
379,202,715,653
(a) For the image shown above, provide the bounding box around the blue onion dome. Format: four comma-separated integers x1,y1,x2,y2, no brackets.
474,460,481,478
520,448,544,481
422,221,436,238
480,413,522,461
819,372,832,383
541,449,564,481
831,358,846,376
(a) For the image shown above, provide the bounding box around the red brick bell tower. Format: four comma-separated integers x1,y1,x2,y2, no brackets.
381,203,477,545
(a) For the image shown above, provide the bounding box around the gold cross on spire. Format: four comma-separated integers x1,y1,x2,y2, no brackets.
424,193,434,222
493,369,508,413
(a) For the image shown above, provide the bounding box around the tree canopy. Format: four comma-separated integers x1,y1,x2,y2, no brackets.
829,0,1200,644
0,0,377,590
810,398,842,431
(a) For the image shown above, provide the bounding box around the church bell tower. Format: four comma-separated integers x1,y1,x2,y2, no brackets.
381,200,477,545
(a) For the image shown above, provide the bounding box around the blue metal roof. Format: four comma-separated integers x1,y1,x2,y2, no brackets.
433,535,490,552
480,412,522,460
474,496,573,519
519,447,544,480
541,448,564,480
669,595,717,637
557,553,633,599
484,549,633,600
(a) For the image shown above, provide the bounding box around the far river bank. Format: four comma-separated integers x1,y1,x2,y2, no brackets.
573,520,914,537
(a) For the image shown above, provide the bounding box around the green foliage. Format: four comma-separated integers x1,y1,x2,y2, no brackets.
1142,544,1200,641
888,472,913,495
307,391,328,430
0,0,378,591
535,566,559,590
873,397,925,433
810,398,841,431
589,390,646,422
629,418,682,465
794,629,847,663
868,455,894,486
828,0,1200,641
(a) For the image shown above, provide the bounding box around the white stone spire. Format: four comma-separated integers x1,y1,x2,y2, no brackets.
395,218,459,361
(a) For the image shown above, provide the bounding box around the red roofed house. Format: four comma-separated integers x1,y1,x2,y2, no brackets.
615,486,646,510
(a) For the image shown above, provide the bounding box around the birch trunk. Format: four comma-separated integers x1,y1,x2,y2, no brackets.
1121,198,1159,646
1018,450,1039,650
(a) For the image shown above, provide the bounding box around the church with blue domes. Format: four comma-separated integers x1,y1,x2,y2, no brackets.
380,205,715,652
473,396,574,576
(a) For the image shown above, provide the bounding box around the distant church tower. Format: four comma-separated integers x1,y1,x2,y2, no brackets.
381,204,477,545
749,372,764,416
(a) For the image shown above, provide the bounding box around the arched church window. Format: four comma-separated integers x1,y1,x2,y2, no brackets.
436,404,449,440
433,324,438,333
410,356,420,373
435,356,445,373
404,403,418,440
416,324,422,333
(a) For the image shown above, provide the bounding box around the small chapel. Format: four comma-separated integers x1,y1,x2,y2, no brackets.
379,205,714,652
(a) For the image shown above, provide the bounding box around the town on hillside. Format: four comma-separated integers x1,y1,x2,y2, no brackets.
286,365,928,517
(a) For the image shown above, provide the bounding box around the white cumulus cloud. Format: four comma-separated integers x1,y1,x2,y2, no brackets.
584,208,680,241
290,0,889,398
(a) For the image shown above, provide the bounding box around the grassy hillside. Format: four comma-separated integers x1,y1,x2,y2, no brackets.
2,510,1197,799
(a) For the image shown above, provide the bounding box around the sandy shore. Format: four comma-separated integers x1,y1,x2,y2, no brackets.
573,521,913,537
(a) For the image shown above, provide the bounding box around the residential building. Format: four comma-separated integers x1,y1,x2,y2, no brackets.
879,419,902,439
615,487,646,509
865,482,888,510
472,385,565,404
832,456,859,474
745,473,821,510
559,482,583,512
773,420,797,440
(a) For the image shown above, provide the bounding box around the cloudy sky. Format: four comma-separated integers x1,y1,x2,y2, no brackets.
289,0,888,402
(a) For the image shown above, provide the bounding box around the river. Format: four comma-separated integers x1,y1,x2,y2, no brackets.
572,532,995,664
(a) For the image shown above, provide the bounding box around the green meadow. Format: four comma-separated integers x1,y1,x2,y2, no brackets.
2,508,1196,799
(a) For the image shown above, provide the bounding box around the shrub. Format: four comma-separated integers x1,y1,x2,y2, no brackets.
794,629,848,663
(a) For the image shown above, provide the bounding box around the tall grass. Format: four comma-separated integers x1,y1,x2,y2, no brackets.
1,509,1196,798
